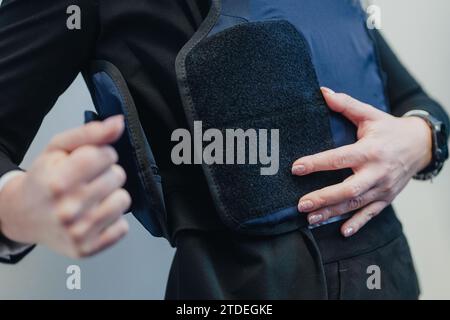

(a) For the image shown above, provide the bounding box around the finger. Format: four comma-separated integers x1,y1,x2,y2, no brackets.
57,165,127,223
79,218,129,257
321,87,385,125
70,189,131,244
340,201,387,237
47,115,124,153
306,187,380,225
292,143,366,175
51,145,119,195
79,165,127,214
298,168,383,212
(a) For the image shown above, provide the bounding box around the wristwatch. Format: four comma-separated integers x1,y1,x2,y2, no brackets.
403,110,449,181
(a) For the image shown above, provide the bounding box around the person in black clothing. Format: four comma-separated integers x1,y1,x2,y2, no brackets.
0,0,448,299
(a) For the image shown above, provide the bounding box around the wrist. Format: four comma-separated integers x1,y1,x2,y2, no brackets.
0,172,27,241
405,116,433,172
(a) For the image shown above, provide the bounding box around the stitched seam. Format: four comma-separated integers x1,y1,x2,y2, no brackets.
219,13,249,23
175,0,242,229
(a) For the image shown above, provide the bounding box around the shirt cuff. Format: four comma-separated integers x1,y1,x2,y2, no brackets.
0,170,34,263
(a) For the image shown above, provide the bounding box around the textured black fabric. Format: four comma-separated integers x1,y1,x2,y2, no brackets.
182,20,349,233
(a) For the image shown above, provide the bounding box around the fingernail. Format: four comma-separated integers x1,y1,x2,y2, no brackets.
321,87,335,95
298,200,314,212
343,227,355,237
308,214,323,224
104,115,124,128
292,165,306,175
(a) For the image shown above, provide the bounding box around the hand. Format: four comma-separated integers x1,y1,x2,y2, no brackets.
292,87,433,237
0,115,131,258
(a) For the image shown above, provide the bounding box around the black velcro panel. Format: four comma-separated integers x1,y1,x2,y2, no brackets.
181,20,350,234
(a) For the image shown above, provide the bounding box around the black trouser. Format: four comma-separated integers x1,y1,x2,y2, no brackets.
165,206,420,300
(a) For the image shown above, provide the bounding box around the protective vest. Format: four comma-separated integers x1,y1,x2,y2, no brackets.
83,0,388,240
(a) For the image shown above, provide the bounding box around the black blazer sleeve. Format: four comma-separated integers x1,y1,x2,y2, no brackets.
373,30,450,140
0,0,98,176
0,0,98,263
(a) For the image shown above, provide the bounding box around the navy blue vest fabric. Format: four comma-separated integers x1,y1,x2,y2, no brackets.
210,0,389,147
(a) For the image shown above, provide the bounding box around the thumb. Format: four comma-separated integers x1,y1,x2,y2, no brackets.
47,115,125,153
320,87,384,125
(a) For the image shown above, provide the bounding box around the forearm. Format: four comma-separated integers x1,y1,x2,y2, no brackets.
0,122,33,263
391,87,449,140
373,30,450,139
0,171,34,264
0,0,99,262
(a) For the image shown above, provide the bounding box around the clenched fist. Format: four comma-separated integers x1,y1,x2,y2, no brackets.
0,115,131,258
